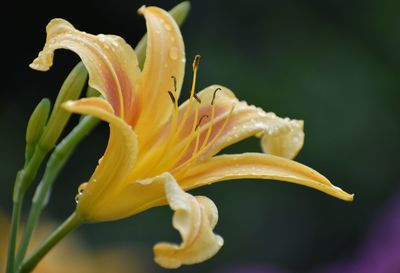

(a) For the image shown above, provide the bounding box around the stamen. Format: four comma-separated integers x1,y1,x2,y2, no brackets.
131,55,204,177
173,104,236,177
202,104,236,154
168,91,176,104
198,103,217,152
195,115,209,131
171,75,177,92
153,102,201,173
152,55,203,172
211,88,222,105
194,93,201,104
175,54,202,136
192,55,201,71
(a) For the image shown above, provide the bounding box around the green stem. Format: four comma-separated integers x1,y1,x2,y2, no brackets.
19,212,83,273
6,184,23,273
7,147,48,273
15,116,99,266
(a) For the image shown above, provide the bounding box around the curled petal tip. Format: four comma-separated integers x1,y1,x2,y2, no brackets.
261,116,305,159
138,5,146,15
154,178,223,269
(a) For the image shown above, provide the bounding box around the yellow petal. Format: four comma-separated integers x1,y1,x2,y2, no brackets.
63,98,138,222
30,18,141,124
180,153,353,201
154,177,223,269
146,85,304,173
260,117,304,159
85,173,169,221
134,6,185,137
191,85,304,160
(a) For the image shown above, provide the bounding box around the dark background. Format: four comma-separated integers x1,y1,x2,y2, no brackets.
1,0,400,272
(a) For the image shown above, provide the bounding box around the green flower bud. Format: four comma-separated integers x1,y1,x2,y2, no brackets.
38,62,88,151
86,86,101,98
25,98,51,161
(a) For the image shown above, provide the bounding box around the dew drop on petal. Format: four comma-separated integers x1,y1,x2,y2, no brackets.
163,23,172,31
169,46,178,60
78,182,88,194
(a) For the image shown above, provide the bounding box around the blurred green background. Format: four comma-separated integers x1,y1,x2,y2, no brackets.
1,0,400,272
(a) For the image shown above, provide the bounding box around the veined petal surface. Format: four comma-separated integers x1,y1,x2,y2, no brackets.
63,98,138,221
30,18,141,124
134,6,185,138
137,85,305,178
180,153,353,201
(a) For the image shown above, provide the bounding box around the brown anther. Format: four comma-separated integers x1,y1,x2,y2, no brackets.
194,93,201,104
168,91,176,104
192,55,201,71
211,87,222,105
171,75,177,92
195,114,209,131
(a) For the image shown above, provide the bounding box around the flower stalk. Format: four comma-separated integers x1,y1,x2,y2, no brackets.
7,63,88,273
19,212,83,273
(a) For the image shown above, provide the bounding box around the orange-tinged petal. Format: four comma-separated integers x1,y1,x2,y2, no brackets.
30,18,140,124
143,85,304,175
85,173,169,221
134,6,185,137
154,177,223,269
188,85,304,160
180,153,353,201
63,98,138,221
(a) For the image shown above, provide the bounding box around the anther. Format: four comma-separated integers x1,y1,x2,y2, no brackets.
211,87,222,105
194,93,201,104
168,91,176,104
192,55,201,71
171,76,177,92
195,114,209,130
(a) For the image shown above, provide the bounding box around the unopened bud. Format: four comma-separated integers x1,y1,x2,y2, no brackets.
38,62,88,151
26,98,51,145
86,86,101,98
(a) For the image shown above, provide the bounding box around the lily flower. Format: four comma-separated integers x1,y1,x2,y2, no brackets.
30,5,353,269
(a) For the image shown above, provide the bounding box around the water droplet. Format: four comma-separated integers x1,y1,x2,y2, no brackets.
78,182,87,194
169,46,178,60
163,23,172,31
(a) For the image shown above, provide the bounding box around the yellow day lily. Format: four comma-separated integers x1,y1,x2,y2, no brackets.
30,5,353,269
